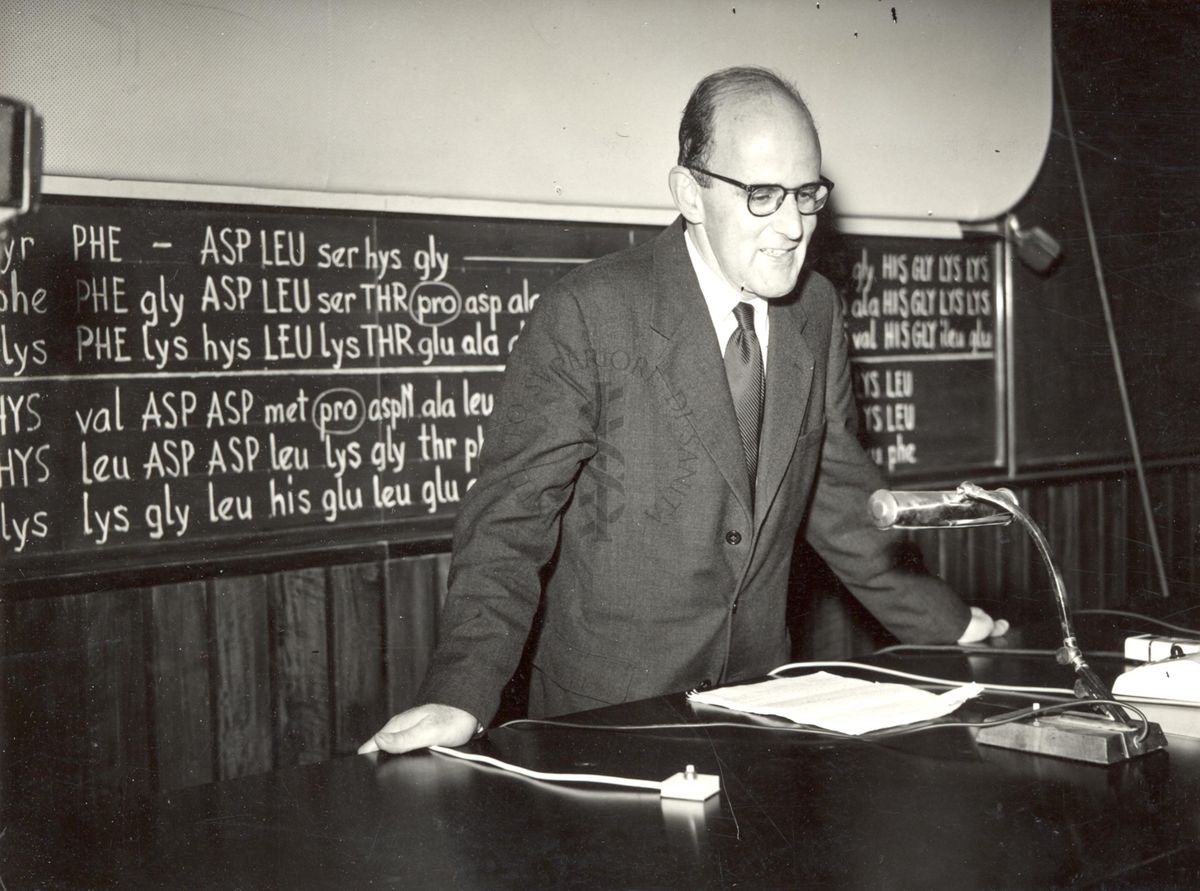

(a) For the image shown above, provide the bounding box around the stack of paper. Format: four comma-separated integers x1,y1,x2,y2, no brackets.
687,671,982,735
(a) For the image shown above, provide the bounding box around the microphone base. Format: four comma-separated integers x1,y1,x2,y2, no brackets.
975,712,1168,765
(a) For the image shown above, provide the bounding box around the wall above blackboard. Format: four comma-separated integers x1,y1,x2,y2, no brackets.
1,187,1008,588
0,2,1052,223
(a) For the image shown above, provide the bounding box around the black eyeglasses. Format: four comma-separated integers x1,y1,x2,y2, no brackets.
691,168,834,217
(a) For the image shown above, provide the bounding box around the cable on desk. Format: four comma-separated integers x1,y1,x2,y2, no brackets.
428,744,663,792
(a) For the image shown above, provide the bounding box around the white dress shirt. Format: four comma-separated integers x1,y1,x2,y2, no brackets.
684,229,770,372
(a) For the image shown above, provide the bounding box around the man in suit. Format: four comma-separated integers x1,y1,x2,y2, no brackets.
361,66,1003,756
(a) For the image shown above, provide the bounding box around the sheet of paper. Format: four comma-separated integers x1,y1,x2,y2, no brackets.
687,671,983,735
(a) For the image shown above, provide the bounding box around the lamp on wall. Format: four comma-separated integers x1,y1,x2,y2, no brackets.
1007,213,1063,274
0,96,40,236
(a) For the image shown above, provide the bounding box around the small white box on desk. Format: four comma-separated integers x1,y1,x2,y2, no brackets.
1123,634,1200,663
1113,652,1200,740
660,765,720,801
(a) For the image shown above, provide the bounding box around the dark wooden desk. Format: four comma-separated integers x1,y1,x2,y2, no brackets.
5,638,1200,889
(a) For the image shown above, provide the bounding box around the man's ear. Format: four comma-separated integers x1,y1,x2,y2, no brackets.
668,166,705,225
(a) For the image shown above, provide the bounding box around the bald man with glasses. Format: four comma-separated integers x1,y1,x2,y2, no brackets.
362,66,1004,756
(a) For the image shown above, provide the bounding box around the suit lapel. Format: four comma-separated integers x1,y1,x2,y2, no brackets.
755,297,817,528
648,222,754,519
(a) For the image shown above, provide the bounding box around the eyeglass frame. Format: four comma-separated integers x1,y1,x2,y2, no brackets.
690,167,834,217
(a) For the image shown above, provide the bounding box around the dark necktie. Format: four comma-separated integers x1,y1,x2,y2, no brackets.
724,301,765,485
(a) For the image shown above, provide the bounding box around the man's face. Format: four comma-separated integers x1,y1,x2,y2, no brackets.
690,93,822,300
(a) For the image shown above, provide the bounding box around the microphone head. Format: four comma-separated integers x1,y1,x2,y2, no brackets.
868,489,901,529
867,486,1018,530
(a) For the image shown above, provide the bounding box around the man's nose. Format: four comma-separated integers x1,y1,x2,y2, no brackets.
771,193,806,240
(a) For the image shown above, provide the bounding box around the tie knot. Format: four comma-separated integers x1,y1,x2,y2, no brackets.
733,301,756,333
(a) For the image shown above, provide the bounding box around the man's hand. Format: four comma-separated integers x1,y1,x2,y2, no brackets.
956,606,1010,644
357,704,480,755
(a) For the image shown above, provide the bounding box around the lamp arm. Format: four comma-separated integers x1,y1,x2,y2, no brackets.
956,482,1126,723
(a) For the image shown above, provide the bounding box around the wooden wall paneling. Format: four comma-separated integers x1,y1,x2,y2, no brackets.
0,597,5,804
919,529,952,594
434,552,452,609
962,526,982,600
1172,466,1193,598
984,525,1003,602
1050,481,1084,609
1112,473,1134,605
800,587,866,659
82,587,151,802
383,556,442,715
996,486,1022,600
946,527,967,595
1099,476,1123,607
1142,469,1172,599
147,581,214,792
269,567,331,767
961,526,981,599
984,525,1007,602
1081,478,1103,607
1097,475,1128,608
909,528,941,592
1075,479,1103,609
1155,468,1174,597
1178,466,1195,599
961,526,980,599
1176,468,1190,597
1009,485,1041,605
975,526,995,598
1,594,87,809
912,524,1003,607
930,527,951,586
1152,468,1174,599
1163,467,1194,601
211,574,272,781
329,562,386,755
1045,482,1067,601
1125,470,1154,599
1142,470,1165,598
1052,481,1078,604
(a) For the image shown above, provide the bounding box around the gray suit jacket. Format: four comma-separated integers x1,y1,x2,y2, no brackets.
419,219,969,724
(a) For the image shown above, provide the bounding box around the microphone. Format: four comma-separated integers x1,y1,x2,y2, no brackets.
868,486,1018,530
873,480,1168,762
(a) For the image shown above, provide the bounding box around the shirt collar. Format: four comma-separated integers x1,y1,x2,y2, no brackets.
684,228,760,331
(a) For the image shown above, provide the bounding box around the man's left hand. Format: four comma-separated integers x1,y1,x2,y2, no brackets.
957,606,1010,644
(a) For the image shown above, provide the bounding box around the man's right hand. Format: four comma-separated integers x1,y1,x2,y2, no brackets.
357,704,479,755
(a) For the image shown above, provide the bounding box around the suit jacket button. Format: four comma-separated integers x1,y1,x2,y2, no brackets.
696,679,713,691
725,530,742,545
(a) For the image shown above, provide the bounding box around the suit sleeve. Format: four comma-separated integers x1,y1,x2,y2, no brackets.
416,284,599,725
802,290,972,644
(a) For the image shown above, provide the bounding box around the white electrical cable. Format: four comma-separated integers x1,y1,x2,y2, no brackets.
767,660,1076,697
428,744,663,792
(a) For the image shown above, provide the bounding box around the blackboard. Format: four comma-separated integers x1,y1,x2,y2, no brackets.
812,233,1006,481
0,195,655,583
0,194,1006,585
